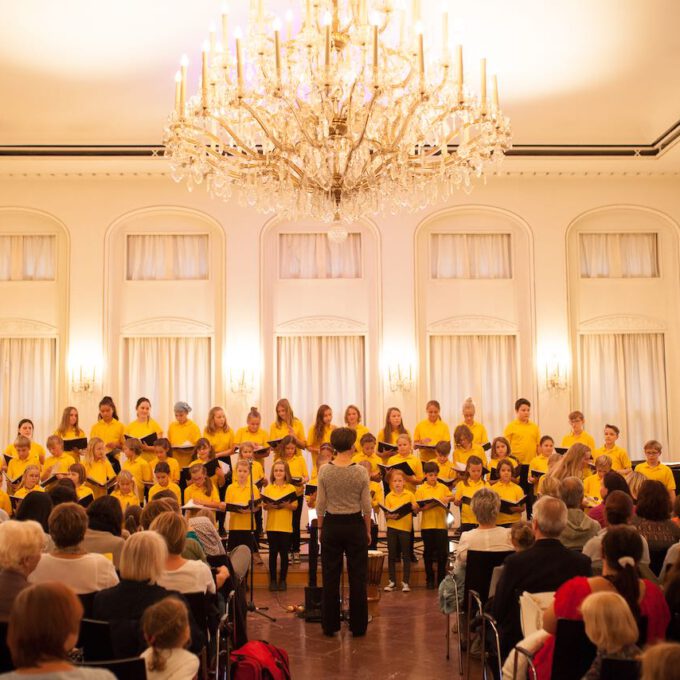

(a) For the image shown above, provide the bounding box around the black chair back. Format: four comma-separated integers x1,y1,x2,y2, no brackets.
648,549,667,577
78,592,96,619
551,619,596,680
184,591,210,634
463,550,513,609
80,657,147,680
77,619,114,662
0,621,13,673
600,657,640,680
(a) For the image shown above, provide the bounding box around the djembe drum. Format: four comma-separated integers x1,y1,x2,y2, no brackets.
366,550,386,617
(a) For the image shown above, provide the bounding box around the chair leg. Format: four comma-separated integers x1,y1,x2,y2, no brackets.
452,578,463,676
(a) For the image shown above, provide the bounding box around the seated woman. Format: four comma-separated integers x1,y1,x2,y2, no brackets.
632,479,680,569
14,491,53,551
92,531,205,659
587,471,632,528
0,520,44,621
4,582,115,679
140,498,206,562
28,502,119,594
533,526,670,679
82,496,126,569
453,488,513,602
151,511,228,594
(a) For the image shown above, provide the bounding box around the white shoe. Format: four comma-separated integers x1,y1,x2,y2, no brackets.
401,582,411,592
384,581,396,592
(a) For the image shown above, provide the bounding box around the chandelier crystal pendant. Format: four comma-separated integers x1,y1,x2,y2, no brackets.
164,0,512,223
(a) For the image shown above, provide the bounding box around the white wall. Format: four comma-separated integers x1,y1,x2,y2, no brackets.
2,168,680,457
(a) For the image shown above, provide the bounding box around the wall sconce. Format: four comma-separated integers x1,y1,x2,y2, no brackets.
230,369,255,395
388,363,413,392
545,354,568,393
70,365,97,393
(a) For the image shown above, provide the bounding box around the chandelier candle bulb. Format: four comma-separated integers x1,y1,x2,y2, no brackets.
416,23,424,81
179,55,188,117
273,21,281,82
372,23,379,79
493,74,499,111
480,58,487,113
234,28,243,91
456,44,463,101
285,9,293,40
323,12,331,68
221,11,229,52
201,44,208,108
174,71,181,115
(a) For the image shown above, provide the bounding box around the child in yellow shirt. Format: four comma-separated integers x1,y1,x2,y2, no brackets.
68,463,94,507
224,459,261,552
148,461,182,503
278,435,309,564
433,441,456,486
184,464,223,509
528,436,555,493
561,410,596,453
41,435,75,486
122,438,152,503
351,433,382,481
452,424,485,469
4,419,45,464
306,446,335,585
415,461,453,588
454,456,490,532
594,424,632,474
583,455,612,506
494,460,526,526
306,404,335,474
148,438,181,483
357,459,383,551
111,470,140,512
167,401,201,468
488,436,520,485
383,470,418,593
635,439,676,504
7,436,40,490
83,437,117,499
13,465,45,500
413,400,451,463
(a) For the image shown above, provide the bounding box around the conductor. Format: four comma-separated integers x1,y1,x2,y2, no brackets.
316,427,372,637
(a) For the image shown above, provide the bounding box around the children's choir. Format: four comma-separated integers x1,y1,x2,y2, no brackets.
1,394,675,593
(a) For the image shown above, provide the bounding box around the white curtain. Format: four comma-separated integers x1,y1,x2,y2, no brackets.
580,233,659,278
279,233,362,279
0,235,55,281
276,335,365,429
431,233,512,279
126,234,209,280
0,338,56,447
580,333,668,456
429,334,517,440
122,337,211,429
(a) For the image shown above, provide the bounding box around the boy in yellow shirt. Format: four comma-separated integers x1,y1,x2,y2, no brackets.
594,424,632,474
561,410,596,452
41,435,75,486
148,461,182,503
415,461,453,588
635,439,676,503
454,456,490,532
433,441,456,486
7,436,40,490
352,433,382,481
382,470,418,593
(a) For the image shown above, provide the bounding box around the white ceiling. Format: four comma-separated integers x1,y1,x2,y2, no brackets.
1,0,679,164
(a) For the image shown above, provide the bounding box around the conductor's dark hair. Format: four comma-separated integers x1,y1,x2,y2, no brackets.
330,427,357,453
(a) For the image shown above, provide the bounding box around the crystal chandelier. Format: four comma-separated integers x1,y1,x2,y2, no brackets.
164,0,512,223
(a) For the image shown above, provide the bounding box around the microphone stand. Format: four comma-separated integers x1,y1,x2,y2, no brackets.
246,457,276,622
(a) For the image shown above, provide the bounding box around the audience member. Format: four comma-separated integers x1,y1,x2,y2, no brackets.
587,471,632,528
2,582,115,678
491,495,592,659
559,476,600,550
187,509,226,557
47,478,78,507
0,521,44,620
141,500,206,562
29,503,118,594
83,496,125,568
15,490,52,537
533,526,669,678
641,642,680,680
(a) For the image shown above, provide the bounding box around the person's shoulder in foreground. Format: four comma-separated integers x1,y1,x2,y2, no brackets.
0,668,116,679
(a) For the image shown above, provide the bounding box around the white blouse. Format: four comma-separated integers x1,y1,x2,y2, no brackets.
28,552,119,594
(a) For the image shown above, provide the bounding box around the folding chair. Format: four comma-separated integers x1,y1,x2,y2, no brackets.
80,657,147,680
76,619,114,662
0,621,13,672
551,619,596,680
512,645,537,680
77,592,96,619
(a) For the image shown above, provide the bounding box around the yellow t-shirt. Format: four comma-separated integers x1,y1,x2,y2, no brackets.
124,419,163,440
168,420,201,448
455,478,490,525
148,456,181,482
0,490,11,517
349,424,370,453
234,427,269,447
111,490,140,512
635,462,676,491
583,473,604,503
414,419,451,462
284,456,309,496
122,457,152,501
453,444,485,468
84,459,116,498
4,441,45,462
369,480,384,512
494,481,525,525
594,445,631,472
457,421,490,449
226,482,261,531
269,418,306,452
386,453,423,493
240,458,265,487
306,424,334,472
488,456,520,482
385,489,416,532
76,485,94,502
184,482,220,506
14,485,45,499
53,427,86,442
561,431,596,452
351,451,382,475
415,482,450,530
203,428,234,455
42,453,76,479
528,455,550,492
90,419,125,448
148,481,182,503
433,458,456,482
7,457,40,484
263,483,298,533
503,420,541,465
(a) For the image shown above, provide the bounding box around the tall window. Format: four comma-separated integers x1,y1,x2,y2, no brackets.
580,233,659,278
580,333,668,455
430,233,512,279
0,235,56,281
279,233,362,279
126,234,209,280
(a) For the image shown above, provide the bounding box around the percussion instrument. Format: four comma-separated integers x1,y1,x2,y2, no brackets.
367,550,386,617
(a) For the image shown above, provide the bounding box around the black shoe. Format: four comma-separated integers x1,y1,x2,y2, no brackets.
278,579,287,591
269,581,278,592
426,580,435,590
